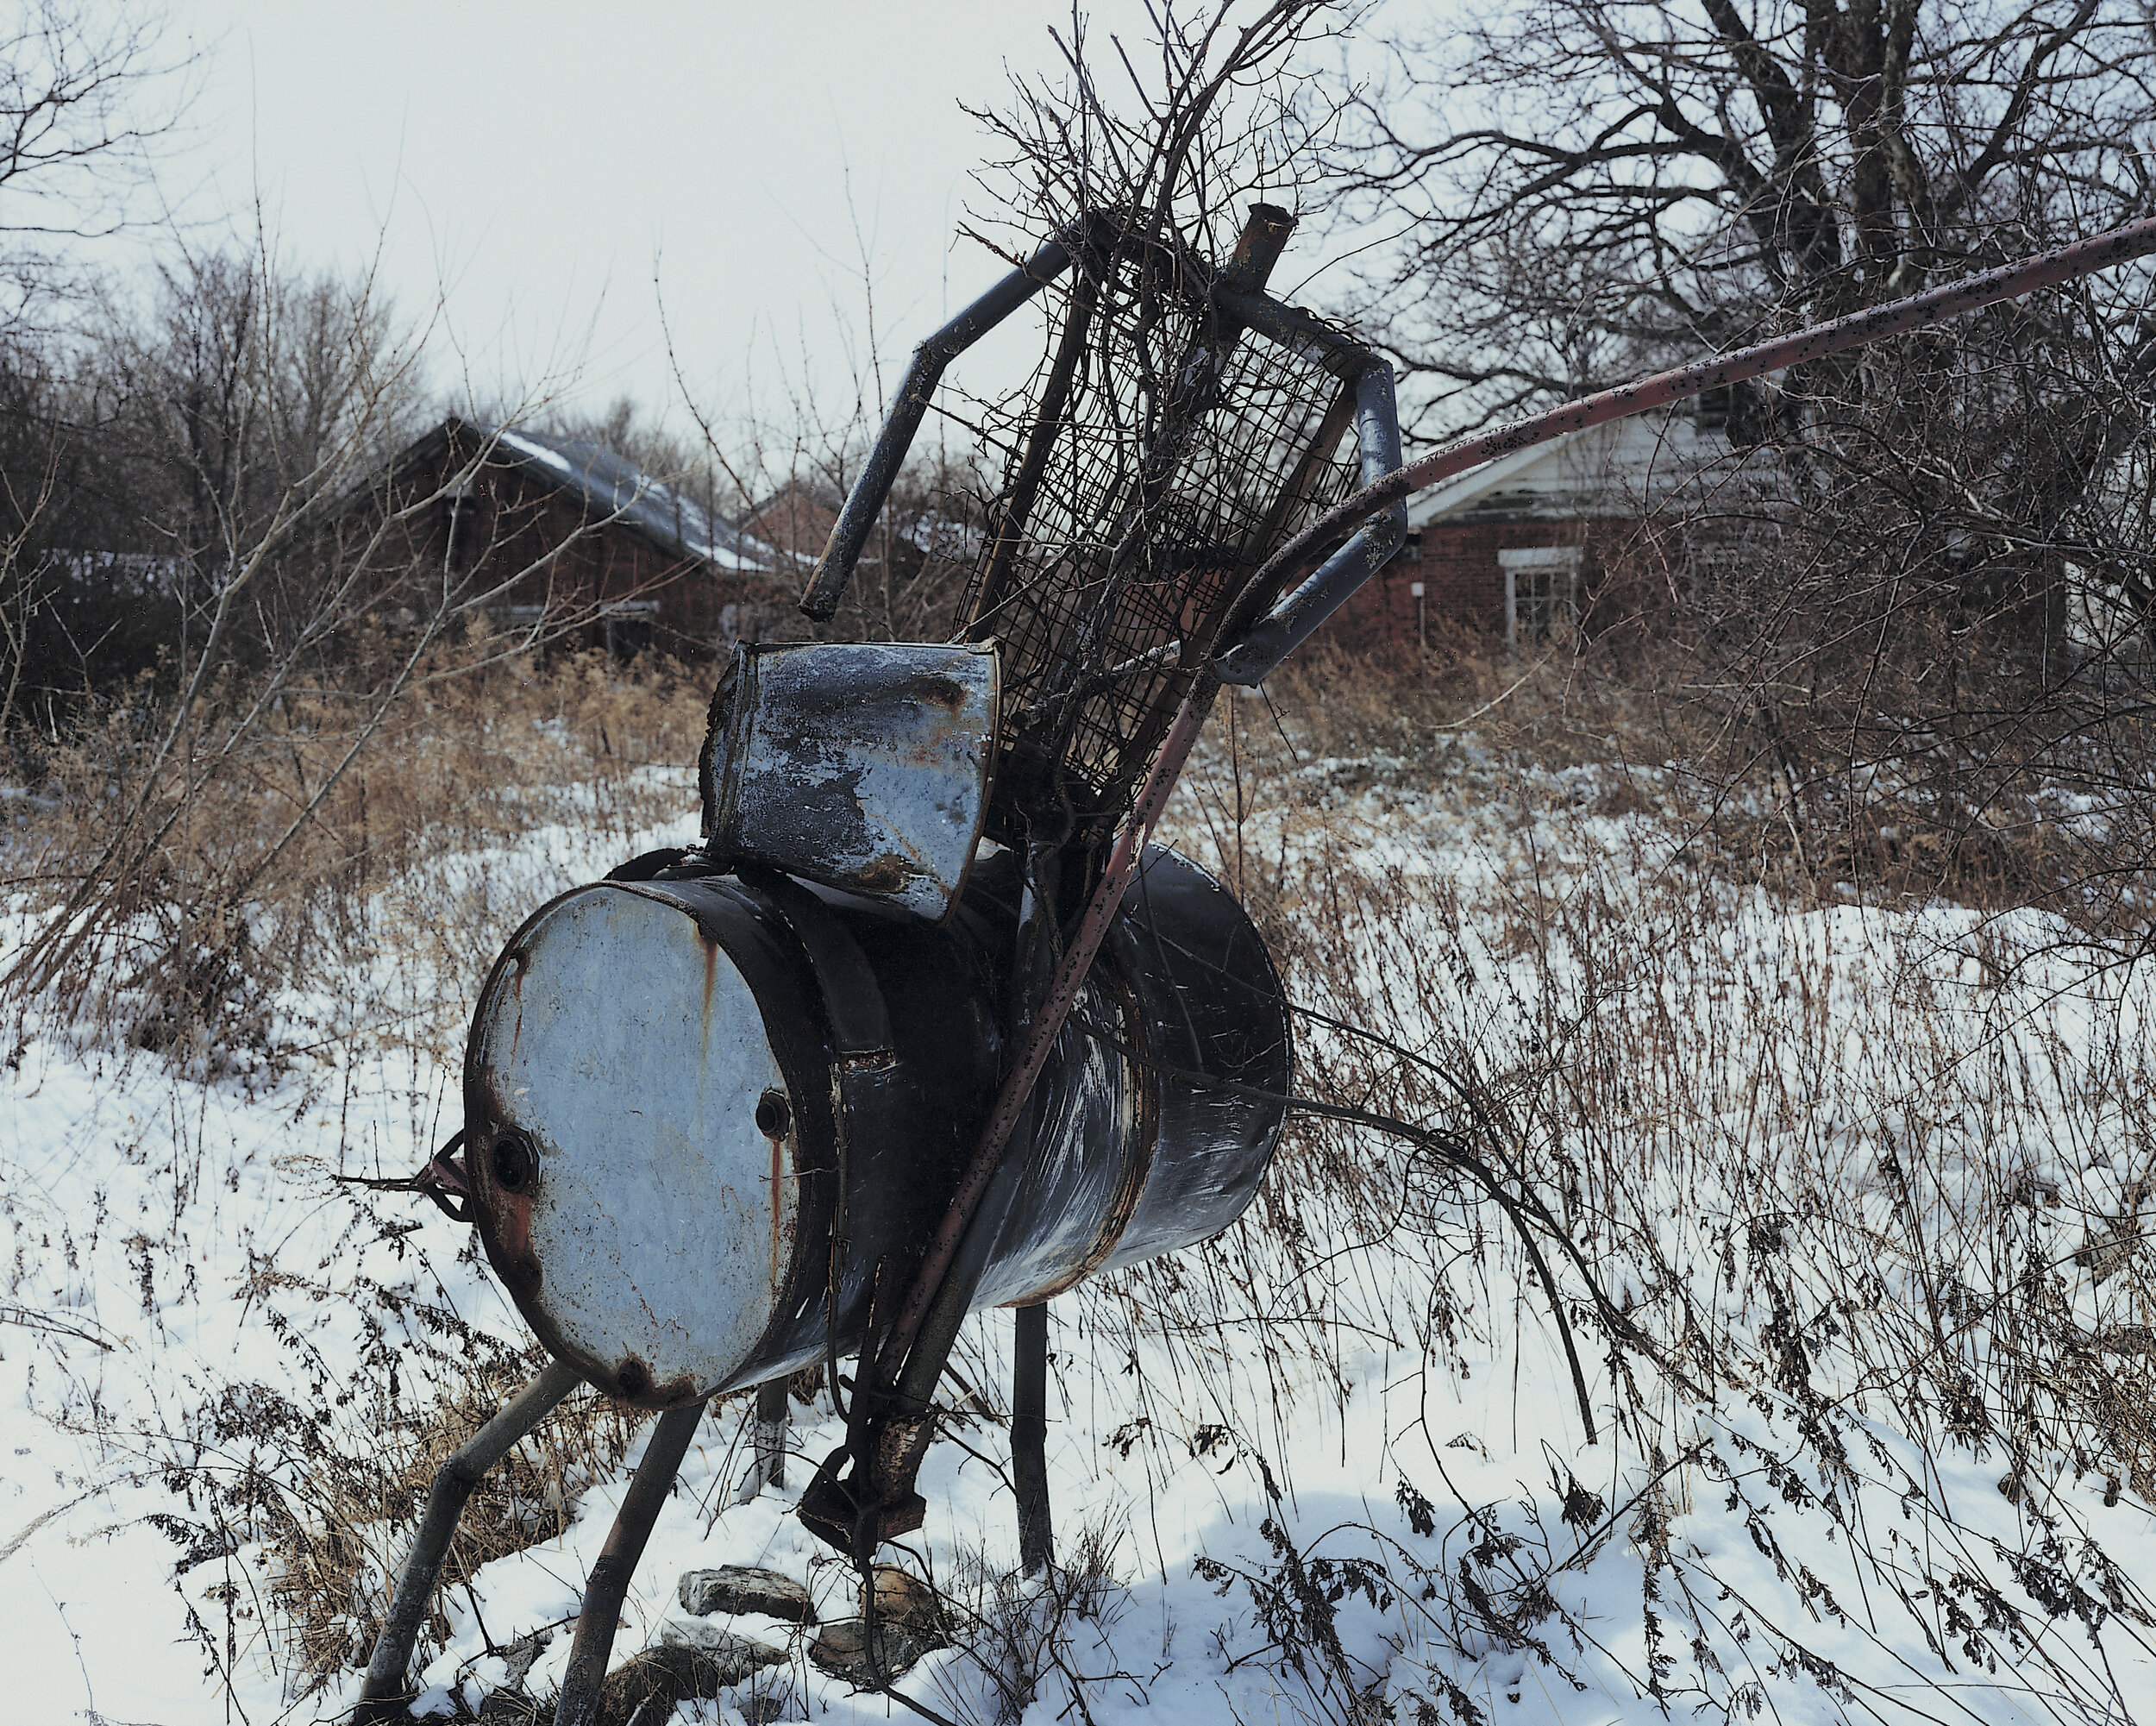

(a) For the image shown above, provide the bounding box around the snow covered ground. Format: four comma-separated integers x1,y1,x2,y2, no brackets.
6,743,2156,1724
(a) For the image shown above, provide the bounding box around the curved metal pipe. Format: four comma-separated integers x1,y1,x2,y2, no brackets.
1213,361,1407,684
355,1356,583,1719
1222,214,2156,656
799,220,1113,622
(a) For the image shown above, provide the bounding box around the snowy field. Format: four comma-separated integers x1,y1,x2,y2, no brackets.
6,738,2156,1725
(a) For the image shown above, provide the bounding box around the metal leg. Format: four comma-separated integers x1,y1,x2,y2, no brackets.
755,1378,788,1490
734,1378,790,1503
356,1357,583,1720
553,1399,707,1726
1013,1302,1053,1576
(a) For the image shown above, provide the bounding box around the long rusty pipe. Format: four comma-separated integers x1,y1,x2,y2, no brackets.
1214,215,2156,681
832,213,2156,1553
891,217,2156,1377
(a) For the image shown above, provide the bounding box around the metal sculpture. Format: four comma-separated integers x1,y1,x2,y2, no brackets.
355,204,2156,1723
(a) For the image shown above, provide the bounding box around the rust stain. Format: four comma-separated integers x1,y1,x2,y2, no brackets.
467,1093,544,1307
768,1132,784,1290
506,954,529,1067
912,674,967,711
611,1353,700,1409
492,1185,542,1304
855,854,911,894
702,938,718,1039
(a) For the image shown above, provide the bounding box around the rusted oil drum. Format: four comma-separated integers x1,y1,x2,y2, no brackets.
462,844,1289,1408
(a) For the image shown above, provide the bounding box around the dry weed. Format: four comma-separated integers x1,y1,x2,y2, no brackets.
1067,649,2156,1717
924,1518,1129,1726
3,636,709,1061
261,1351,649,1698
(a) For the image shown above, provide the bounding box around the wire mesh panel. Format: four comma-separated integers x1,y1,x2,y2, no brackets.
957,233,1368,848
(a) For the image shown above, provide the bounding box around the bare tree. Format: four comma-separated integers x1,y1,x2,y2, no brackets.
0,238,686,1026
969,0,1347,286
0,1,193,331
1335,0,2155,422
1311,3,2156,928
0,3,195,744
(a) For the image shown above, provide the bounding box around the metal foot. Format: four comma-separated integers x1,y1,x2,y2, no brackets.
355,1356,583,1720
1014,1302,1053,1576
552,1398,707,1726
755,1378,788,1489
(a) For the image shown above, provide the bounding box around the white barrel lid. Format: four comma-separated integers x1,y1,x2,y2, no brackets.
468,883,797,1402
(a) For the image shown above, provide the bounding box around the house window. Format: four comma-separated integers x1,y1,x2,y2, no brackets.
1500,546,1583,645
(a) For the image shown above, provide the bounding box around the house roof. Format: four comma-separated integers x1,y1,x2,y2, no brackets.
416,417,773,572
1409,411,1745,526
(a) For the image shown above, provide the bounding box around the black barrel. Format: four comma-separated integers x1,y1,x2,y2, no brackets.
461,844,1289,1407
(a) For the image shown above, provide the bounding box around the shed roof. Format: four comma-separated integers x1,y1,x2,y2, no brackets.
1409,411,1744,526
417,417,773,572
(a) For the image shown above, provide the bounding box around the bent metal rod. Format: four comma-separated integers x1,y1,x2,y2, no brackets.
1219,216,2156,681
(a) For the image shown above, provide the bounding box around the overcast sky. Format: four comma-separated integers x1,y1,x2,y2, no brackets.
147,1,1344,449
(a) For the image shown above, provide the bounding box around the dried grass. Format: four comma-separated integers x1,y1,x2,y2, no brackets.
3,634,710,1064
1056,643,2156,1718
16,628,2156,1720
4,639,714,1705
262,1352,649,1696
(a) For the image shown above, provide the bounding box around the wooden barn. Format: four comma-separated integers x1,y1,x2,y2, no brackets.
362,417,787,659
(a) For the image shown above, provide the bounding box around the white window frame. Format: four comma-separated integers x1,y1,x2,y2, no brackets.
1500,546,1583,645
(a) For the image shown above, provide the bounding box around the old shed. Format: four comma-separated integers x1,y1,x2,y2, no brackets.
367,417,786,658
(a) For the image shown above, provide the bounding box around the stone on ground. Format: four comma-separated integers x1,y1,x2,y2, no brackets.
807,1616,943,1684
864,1564,948,1635
595,1620,787,1722
677,1563,817,1622
810,1572,951,1685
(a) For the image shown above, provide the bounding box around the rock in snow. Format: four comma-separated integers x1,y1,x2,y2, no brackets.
676,1563,817,1622
808,1616,944,1684
598,1620,788,1720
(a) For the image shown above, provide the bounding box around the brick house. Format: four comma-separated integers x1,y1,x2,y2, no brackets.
1323,410,1739,661
739,477,843,580
365,417,786,658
